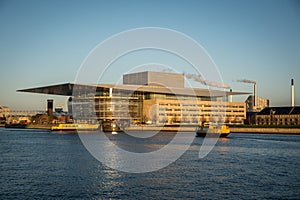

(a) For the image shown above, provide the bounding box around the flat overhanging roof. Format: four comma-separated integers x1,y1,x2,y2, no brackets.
17,82,250,97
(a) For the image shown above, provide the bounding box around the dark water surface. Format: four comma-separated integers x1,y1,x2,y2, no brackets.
1,128,300,199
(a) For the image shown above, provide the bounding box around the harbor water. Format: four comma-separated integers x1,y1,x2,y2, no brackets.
1,128,300,199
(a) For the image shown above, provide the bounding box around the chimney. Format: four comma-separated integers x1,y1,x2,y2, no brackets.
253,83,257,107
292,79,295,107
229,89,233,102
47,99,54,123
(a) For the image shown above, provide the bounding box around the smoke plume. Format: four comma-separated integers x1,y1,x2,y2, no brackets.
185,73,230,89
237,79,256,84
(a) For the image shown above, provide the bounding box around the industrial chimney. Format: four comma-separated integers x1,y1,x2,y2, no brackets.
253,83,257,108
291,79,295,107
47,99,54,123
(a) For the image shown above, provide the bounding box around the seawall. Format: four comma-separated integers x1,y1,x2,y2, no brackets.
26,124,51,130
19,124,300,134
126,125,196,132
230,127,300,134
128,126,300,134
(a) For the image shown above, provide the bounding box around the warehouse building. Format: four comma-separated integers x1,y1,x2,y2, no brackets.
256,106,300,126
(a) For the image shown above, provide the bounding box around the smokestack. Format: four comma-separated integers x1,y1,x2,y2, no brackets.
47,99,54,123
253,83,257,107
292,79,295,107
229,89,233,102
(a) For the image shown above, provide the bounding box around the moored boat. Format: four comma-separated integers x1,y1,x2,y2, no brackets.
51,123,100,132
102,120,121,132
5,120,28,129
196,124,230,137
5,123,28,129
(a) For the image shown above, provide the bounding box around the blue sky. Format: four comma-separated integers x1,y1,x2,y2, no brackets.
0,0,299,110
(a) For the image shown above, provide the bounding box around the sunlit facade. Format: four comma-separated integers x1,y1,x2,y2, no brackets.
245,95,269,112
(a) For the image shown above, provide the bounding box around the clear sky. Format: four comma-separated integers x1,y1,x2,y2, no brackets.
0,0,299,110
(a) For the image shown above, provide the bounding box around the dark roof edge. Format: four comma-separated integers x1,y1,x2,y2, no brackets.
17,82,250,97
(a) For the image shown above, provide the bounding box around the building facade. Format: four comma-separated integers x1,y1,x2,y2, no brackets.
19,71,248,126
245,95,269,112
143,97,245,125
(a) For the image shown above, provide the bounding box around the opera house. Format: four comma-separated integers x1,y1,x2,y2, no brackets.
19,71,248,126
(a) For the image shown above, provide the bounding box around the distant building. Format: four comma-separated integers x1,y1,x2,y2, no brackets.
54,106,64,113
18,71,249,125
0,106,9,125
6,110,44,124
0,105,9,118
256,106,300,126
245,95,269,112
244,95,270,125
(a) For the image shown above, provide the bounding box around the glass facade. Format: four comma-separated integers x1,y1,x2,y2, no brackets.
71,86,246,125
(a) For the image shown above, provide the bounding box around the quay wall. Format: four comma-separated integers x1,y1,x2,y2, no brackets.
128,126,300,134
126,125,195,132
26,124,51,130
6,124,300,134
230,127,300,134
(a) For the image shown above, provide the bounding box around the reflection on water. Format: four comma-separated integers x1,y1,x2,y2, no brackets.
103,131,179,153
99,168,123,193
1,128,300,199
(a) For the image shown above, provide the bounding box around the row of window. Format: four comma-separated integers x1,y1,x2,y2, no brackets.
158,103,245,108
256,117,299,125
158,108,244,113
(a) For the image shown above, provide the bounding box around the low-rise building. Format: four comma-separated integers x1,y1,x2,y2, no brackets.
6,110,43,124
256,106,300,126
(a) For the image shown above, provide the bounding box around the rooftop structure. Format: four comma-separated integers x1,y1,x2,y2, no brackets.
123,71,185,88
257,106,300,115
